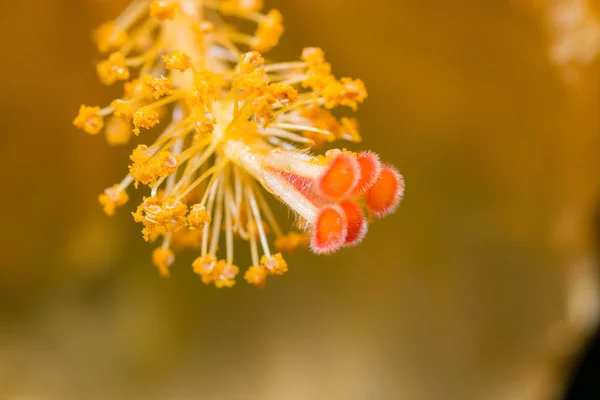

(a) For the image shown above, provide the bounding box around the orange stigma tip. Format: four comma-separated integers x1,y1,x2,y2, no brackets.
310,205,348,254
340,200,367,246
365,165,404,218
315,153,360,200
352,151,382,196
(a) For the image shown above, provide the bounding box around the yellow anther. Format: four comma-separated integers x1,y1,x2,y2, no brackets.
142,74,173,99
97,52,130,85
98,184,129,216
252,9,283,52
133,196,188,241
260,253,287,276
129,145,178,187
301,47,334,91
192,254,217,277
269,82,298,106
133,106,160,135
191,106,216,135
251,96,276,127
239,51,264,73
244,265,267,288
124,79,146,99
322,78,367,110
191,71,226,105
110,99,134,120
162,51,192,72
234,53,269,104
152,247,175,277
188,204,211,229
73,105,104,135
301,47,326,65
213,261,239,288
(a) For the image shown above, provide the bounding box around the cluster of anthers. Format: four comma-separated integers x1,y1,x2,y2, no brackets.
74,0,404,288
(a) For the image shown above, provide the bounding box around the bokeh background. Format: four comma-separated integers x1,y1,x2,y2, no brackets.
1,0,600,398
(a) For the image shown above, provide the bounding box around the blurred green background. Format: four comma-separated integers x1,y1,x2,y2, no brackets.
1,0,600,398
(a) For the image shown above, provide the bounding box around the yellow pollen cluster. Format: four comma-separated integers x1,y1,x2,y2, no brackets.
124,78,146,99
142,75,173,99
192,255,239,288
133,195,188,241
252,10,283,52
110,100,133,120
74,105,104,135
97,52,130,85
243,253,287,288
74,0,404,289
152,247,175,276
188,204,211,228
98,184,129,216
261,253,287,275
301,47,367,110
162,51,192,72
133,107,160,135
129,145,178,187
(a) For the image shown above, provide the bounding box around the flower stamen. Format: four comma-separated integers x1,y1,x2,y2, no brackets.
76,0,404,287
